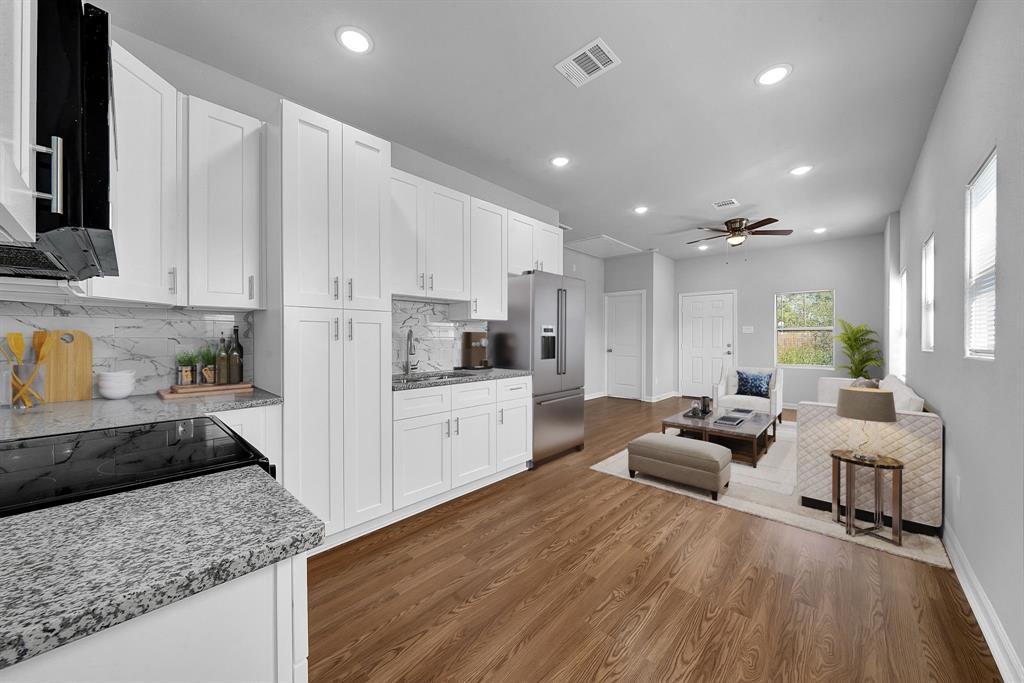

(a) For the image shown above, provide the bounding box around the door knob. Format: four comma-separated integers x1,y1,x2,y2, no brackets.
725,350,733,355
607,348,613,352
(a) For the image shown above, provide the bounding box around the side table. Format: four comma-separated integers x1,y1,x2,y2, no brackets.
830,449,904,546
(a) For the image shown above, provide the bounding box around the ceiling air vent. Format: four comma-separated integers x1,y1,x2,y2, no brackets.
712,198,740,210
555,38,621,88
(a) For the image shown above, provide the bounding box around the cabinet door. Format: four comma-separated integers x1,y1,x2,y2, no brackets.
497,398,532,469
0,0,36,244
452,198,507,321
342,125,391,311
283,307,344,535
534,223,563,275
342,310,393,527
89,42,178,305
187,97,262,309
282,101,343,309
507,211,535,275
390,169,426,297
423,183,470,300
393,413,451,509
451,404,497,488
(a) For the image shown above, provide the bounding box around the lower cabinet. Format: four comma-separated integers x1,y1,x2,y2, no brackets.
451,404,497,488
393,412,452,509
497,398,532,469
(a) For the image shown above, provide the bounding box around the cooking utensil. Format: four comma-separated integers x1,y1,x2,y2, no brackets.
12,334,56,406
6,333,24,364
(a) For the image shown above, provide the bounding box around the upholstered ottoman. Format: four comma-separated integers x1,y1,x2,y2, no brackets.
627,433,731,500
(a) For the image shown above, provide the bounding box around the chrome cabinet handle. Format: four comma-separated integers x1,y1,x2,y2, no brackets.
31,136,64,214
472,298,478,313
168,267,177,294
445,419,451,437
499,408,504,424
348,318,354,340
333,318,340,340
429,274,434,290
454,417,460,435
248,275,255,300
419,273,425,290
333,276,339,299
347,278,353,300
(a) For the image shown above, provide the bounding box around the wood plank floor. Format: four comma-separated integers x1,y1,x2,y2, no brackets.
308,397,1000,682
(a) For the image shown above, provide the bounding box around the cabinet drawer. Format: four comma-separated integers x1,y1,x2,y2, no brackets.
451,380,497,410
496,376,532,402
393,385,452,420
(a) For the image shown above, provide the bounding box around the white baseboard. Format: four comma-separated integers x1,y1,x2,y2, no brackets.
783,402,800,410
643,391,680,403
585,392,607,401
944,525,1024,682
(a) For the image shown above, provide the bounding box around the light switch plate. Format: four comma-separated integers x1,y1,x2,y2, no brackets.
742,325,754,334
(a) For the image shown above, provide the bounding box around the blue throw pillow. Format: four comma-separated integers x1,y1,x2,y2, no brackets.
736,371,772,398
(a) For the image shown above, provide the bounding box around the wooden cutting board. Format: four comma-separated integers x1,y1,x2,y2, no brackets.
34,330,93,402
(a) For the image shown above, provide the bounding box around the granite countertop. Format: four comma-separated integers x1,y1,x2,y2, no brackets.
0,388,282,442
392,368,532,391
0,465,324,669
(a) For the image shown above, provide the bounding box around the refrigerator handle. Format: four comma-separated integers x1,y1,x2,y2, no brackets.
557,288,567,375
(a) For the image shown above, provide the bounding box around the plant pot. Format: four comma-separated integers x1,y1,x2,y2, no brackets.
176,365,198,385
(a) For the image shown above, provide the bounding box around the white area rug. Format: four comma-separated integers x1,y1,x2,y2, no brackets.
591,423,951,568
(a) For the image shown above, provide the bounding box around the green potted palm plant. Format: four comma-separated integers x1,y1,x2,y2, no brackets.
835,319,884,379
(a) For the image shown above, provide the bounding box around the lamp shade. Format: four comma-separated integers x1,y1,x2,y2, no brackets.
836,387,897,423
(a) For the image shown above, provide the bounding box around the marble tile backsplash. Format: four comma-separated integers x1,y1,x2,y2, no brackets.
392,300,486,375
0,302,254,397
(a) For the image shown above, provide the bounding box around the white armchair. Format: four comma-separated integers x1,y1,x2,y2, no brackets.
713,367,784,421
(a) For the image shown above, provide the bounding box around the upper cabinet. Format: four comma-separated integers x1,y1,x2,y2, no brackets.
187,96,263,309
507,211,562,275
451,198,507,321
281,100,389,311
0,0,37,244
88,42,179,305
390,168,426,297
533,222,563,275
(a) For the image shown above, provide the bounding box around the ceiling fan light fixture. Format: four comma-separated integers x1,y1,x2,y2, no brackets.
756,64,792,86
726,234,747,246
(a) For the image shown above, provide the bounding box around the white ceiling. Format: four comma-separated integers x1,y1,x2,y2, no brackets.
101,0,974,259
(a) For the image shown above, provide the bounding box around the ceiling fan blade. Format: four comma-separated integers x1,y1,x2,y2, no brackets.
750,229,793,236
686,234,728,245
745,217,779,231
698,227,730,233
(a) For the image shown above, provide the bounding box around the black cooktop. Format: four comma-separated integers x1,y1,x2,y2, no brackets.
0,416,273,517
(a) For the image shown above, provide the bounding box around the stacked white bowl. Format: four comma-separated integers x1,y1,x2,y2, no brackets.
96,370,136,399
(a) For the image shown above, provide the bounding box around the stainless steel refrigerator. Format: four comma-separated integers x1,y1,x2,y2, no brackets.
488,272,585,464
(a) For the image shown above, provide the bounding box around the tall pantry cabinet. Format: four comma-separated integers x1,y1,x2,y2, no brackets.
268,100,393,542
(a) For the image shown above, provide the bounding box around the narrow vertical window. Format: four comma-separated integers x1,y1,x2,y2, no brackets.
965,152,997,359
921,235,935,351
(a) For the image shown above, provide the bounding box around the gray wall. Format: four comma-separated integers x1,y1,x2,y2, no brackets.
897,0,1024,671
674,234,885,405
652,253,678,399
563,249,607,399
605,253,655,398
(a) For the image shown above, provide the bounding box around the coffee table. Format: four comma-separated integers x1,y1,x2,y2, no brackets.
661,409,777,468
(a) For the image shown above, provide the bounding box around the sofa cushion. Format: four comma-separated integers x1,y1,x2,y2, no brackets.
736,370,772,398
718,394,770,413
880,374,925,412
627,433,731,472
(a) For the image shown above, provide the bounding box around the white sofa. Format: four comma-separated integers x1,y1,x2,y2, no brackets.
714,367,784,421
797,375,944,532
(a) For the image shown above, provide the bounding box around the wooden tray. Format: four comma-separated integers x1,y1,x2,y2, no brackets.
157,383,254,400
169,382,253,394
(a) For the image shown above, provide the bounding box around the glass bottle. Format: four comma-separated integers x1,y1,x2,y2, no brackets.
232,325,244,360
228,330,243,385
215,334,230,385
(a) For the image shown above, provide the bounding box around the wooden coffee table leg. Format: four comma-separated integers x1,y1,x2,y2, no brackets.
751,437,758,467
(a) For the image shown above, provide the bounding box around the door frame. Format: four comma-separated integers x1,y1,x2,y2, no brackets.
678,289,738,398
604,289,646,400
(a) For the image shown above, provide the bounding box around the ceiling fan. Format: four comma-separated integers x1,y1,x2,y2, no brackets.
686,217,793,246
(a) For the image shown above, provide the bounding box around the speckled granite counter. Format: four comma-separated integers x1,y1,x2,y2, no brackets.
392,368,531,391
0,465,324,669
0,388,282,441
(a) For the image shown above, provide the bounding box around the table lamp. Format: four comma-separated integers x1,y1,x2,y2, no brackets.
836,387,897,462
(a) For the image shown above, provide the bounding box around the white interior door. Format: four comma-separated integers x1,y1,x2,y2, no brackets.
605,292,643,400
680,292,735,398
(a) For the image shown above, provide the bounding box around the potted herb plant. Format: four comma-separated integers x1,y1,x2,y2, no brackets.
175,350,199,386
836,319,884,379
197,345,217,384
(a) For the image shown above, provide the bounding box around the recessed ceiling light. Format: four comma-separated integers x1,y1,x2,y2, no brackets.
550,156,570,168
698,244,709,251
633,206,648,215
789,165,813,176
813,227,828,234
756,64,792,86
336,26,373,54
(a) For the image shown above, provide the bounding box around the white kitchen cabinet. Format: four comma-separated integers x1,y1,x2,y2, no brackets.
451,404,497,488
393,383,452,421
507,211,535,275
389,168,426,297
534,222,563,275
283,307,344,536
342,310,393,527
281,101,343,309
423,183,470,300
88,42,179,305
451,198,507,321
342,126,390,311
450,380,497,410
393,412,452,509
187,96,263,309
497,398,532,469
0,0,37,244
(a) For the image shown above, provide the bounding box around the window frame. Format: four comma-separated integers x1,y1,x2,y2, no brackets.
773,289,836,370
921,234,935,352
963,149,997,361
889,268,908,380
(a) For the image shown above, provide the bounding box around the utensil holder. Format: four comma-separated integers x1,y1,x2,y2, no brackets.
12,364,45,409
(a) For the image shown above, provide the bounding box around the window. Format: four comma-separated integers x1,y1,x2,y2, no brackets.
965,151,997,358
921,235,935,351
775,290,834,367
889,269,907,380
